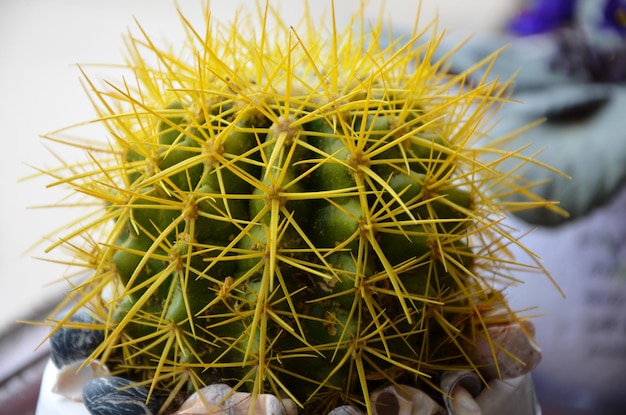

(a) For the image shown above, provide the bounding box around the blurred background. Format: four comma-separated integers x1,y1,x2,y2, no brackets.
1,1,624,414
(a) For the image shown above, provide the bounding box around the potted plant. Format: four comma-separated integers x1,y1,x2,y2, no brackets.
34,2,553,414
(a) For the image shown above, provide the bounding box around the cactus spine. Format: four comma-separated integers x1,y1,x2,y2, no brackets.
41,2,560,414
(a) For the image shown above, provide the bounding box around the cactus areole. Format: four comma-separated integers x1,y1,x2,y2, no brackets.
42,2,560,414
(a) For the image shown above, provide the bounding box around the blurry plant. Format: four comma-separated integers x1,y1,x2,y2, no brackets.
509,0,626,36
508,0,577,35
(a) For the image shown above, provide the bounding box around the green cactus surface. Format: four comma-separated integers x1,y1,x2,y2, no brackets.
41,2,562,414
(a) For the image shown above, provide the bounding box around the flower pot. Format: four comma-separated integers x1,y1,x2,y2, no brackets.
36,358,542,415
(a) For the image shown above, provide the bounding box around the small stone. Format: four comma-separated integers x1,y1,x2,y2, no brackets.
50,308,104,368
53,360,110,402
370,384,445,415
176,383,231,414
176,383,297,415
449,385,482,415
468,320,542,379
440,371,483,415
328,405,363,414
83,376,163,415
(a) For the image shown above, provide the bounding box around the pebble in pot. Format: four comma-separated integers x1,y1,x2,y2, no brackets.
49,308,109,402
83,376,164,415
50,308,104,368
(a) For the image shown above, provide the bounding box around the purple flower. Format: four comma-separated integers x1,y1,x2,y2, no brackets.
509,0,576,35
509,0,626,37
603,0,626,35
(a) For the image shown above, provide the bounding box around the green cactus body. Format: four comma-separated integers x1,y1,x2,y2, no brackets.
40,3,562,414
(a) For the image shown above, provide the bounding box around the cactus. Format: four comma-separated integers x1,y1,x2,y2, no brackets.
41,2,561,414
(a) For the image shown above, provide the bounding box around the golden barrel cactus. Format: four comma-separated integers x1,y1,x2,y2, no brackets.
40,2,561,414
